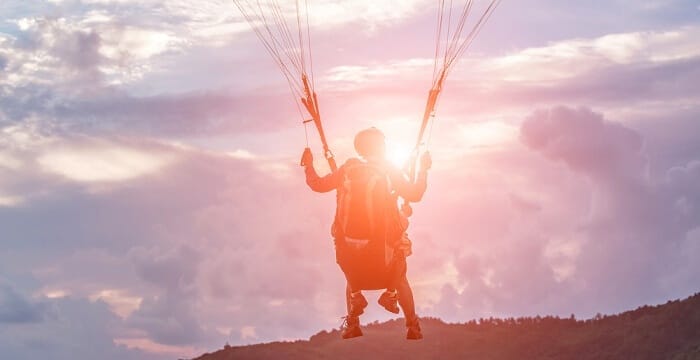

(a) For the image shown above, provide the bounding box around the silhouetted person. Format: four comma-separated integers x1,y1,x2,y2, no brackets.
301,127,431,340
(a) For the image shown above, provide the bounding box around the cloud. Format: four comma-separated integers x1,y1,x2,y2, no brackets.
2,1,700,359
0,88,291,138
2,17,103,87
304,0,429,31
37,142,175,183
518,106,699,308
0,282,161,360
2,104,700,358
0,124,180,212
666,160,700,228
488,26,700,77
89,289,142,318
314,25,700,129
4,3,697,146
406,105,700,324
127,292,207,346
520,106,646,180
0,130,346,354
0,283,52,324
125,245,209,346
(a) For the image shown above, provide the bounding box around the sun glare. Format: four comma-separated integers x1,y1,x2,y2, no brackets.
386,140,412,168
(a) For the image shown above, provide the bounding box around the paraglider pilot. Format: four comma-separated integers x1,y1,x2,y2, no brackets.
301,127,431,340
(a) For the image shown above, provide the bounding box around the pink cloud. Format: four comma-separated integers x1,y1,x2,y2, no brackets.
2,1,700,358
521,106,646,179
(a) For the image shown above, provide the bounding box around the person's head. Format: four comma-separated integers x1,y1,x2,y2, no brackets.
353,127,386,159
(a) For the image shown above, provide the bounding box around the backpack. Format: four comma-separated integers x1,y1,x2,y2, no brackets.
333,160,394,243
333,159,408,290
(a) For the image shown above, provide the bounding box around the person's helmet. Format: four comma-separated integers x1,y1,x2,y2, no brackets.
353,127,385,158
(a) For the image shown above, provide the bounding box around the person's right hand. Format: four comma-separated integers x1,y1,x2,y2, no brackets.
420,151,432,171
300,147,313,167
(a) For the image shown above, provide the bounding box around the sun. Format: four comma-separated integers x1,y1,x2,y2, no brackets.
386,140,413,169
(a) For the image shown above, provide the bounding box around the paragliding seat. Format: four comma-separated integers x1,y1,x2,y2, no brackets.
335,236,400,290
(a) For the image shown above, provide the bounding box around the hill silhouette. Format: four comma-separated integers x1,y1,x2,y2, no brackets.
193,292,700,360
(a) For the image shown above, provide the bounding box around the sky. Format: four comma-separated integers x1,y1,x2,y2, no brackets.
1,0,699,358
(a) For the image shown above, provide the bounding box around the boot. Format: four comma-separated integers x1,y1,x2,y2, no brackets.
341,316,363,339
378,290,400,314
406,316,423,340
349,291,368,317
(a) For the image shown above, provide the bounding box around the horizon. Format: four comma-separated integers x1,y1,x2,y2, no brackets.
1,1,700,359
223,290,700,346
195,294,700,360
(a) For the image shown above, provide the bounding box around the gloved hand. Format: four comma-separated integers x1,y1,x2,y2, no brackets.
300,147,313,167
420,151,432,171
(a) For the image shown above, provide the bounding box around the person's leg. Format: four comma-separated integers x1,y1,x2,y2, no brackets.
336,240,365,339
338,240,367,317
378,256,403,314
345,283,353,315
381,233,414,312
342,282,366,339
394,261,422,340
395,275,416,322
345,282,368,316
386,253,404,290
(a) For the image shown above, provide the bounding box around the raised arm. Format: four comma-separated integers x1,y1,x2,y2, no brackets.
301,148,341,193
390,152,431,202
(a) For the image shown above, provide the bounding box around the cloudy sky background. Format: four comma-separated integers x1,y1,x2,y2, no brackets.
1,0,700,358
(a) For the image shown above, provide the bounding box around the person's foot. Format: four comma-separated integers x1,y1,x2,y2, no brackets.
406,316,423,340
349,292,368,317
341,316,363,339
378,290,400,314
